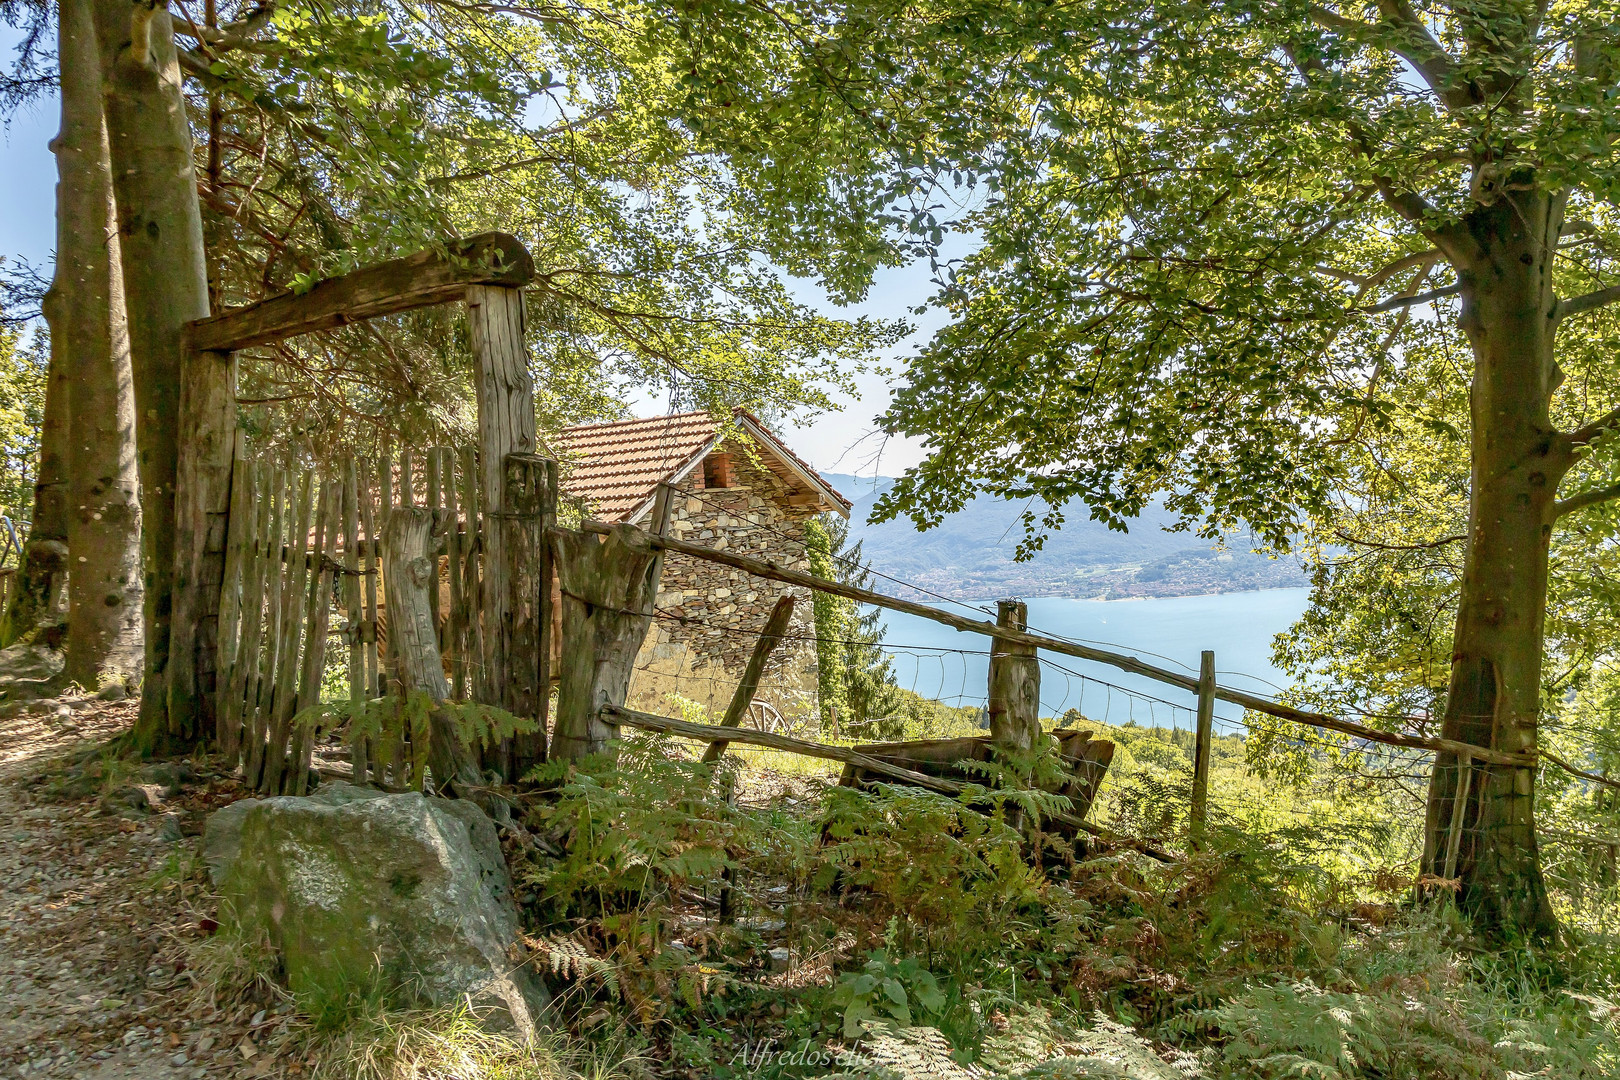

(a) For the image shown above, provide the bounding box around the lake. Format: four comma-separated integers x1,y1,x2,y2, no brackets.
876,588,1312,734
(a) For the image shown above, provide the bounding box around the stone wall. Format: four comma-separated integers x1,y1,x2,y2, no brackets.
625,449,830,724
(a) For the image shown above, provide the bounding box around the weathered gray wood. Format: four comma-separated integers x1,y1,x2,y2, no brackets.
260,471,314,795
1444,751,1474,881
223,461,272,763
288,477,341,795
170,347,238,740
426,448,443,650
445,449,466,700
550,524,664,761
460,444,484,704
505,453,549,780
1190,650,1215,844
470,284,537,729
245,467,288,787
702,595,795,764
382,506,485,799
342,458,369,784
580,523,1533,767
359,458,382,700
987,600,1040,753
214,441,253,755
536,457,558,742
187,234,535,352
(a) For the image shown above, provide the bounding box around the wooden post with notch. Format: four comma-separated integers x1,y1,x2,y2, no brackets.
987,600,1041,753
1190,649,1215,847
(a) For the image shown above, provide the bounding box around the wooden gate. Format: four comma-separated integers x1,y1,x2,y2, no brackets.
212,441,551,794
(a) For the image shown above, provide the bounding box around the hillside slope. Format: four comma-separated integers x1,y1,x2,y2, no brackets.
822,474,1307,600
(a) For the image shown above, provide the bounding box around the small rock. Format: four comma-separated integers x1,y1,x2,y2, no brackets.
97,680,127,701
158,814,184,843
100,786,153,817
768,947,791,971
169,1052,189,1067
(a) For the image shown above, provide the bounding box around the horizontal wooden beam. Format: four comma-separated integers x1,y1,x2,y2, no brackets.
601,704,1174,862
188,233,535,352
576,521,1534,768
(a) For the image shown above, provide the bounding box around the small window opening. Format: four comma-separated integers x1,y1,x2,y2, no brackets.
703,453,733,489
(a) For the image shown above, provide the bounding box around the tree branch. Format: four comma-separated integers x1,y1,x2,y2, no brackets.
1556,284,1620,322
1568,404,1620,449
1333,530,1464,551
1553,482,1620,520
1361,282,1460,313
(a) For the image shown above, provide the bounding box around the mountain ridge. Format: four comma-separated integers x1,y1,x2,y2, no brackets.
820,473,1308,601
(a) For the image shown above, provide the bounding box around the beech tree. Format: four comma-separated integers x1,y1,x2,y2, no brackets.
52,0,143,688
671,0,1620,936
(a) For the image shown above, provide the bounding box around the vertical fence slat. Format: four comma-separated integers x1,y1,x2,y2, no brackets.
245,466,288,788
461,444,483,703
427,447,443,653
214,435,252,752
343,457,367,784
445,448,466,700
224,461,269,761
262,470,314,795
361,458,382,701
290,475,340,795
381,454,407,786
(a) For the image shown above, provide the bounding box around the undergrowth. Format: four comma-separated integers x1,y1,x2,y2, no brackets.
509,737,1620,1078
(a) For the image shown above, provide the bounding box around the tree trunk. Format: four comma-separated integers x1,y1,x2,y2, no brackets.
1422,190,1564,940
55,0,144,689
90,0,214,751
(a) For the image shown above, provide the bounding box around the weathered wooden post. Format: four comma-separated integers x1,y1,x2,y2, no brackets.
504,452,553,780
1190,649,1215,846
702,595,796,764
550,511,668,762
468,283,537,730
987,600,1041,752
382,505,486,798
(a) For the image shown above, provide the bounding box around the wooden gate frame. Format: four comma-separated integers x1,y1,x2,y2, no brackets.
177,233,541,743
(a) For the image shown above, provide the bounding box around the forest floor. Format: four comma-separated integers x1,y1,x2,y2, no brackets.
0,696,297,1080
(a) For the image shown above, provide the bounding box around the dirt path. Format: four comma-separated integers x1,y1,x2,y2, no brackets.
0,699,289,1080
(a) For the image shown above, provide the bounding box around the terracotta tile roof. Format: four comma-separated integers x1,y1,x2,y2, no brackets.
548,409,850,523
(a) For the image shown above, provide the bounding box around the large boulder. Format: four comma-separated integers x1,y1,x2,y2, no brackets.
206,782,547,1033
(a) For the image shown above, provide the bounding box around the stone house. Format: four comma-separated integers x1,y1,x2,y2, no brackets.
549,410,850,724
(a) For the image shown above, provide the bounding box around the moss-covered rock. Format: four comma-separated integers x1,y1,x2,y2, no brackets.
208,782,547,1033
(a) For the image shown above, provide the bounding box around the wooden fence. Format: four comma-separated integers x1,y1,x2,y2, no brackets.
212,439,556,795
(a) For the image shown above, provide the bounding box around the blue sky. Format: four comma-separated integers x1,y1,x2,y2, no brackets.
0,25,943,477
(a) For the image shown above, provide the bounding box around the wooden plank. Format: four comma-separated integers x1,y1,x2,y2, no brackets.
1190,650,1215,845
289,477,340,794
445,448,466,700
1443,751,1473,881
213,439,253,754
360,458,382,700
261,470,314,795
576,523,1535,768
604,704,1171,861
702,595,795,764
536,458,558,741
460,444,484,703
223,461,271,765
186,234,536,352
244,466,288,787
343,457,368,784
426,447,443,650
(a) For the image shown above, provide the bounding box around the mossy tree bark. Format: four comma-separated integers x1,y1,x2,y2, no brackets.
90,0,214,751
53,0,144,689
1420,188,1567,940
